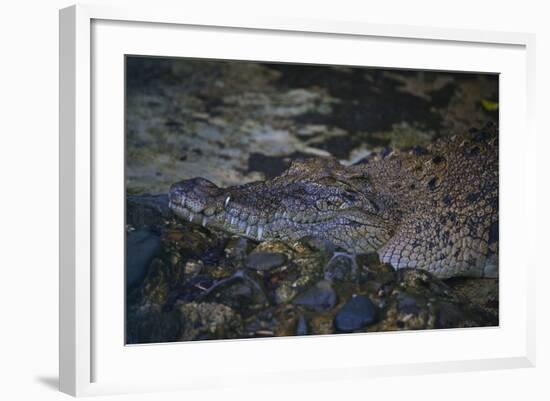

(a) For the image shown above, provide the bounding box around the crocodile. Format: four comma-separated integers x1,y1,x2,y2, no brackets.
169,126,498,279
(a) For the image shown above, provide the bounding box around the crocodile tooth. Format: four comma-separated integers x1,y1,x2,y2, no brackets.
238,220,247,232
257,226,264,241
245,225,252,236
189,213,194,222
201,216,208,227
224,196,231,208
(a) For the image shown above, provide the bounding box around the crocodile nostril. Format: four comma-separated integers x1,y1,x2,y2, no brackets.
168,189,186,207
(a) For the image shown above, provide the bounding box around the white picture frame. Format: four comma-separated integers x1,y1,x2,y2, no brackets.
59,3,536,397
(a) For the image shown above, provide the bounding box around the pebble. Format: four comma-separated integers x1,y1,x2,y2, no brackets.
324,254,355,281
274,283,298,304
299,236,336,256
334,295,377,332
183,259,204,276
245,252,287,271
397,294,422,315
292,280,337,312
224,237,253,262
435,302,464,329
202,272,269,315
296,314,308,335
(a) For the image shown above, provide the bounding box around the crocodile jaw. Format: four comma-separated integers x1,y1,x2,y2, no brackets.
168,172,393,253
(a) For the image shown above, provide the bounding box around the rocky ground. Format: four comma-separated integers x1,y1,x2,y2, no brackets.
126,195,498,343
125,57,499,344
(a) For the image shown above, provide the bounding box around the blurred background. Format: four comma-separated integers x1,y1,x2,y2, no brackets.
125,57,498,194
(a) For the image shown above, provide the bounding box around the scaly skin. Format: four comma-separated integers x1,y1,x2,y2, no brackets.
169,126,498,279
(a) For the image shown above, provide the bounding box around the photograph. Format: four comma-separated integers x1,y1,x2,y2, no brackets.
125,55,499,344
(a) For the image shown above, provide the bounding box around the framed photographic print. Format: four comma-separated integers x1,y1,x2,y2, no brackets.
59,4,536,396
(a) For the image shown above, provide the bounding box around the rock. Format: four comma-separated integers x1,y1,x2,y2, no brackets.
201,272,269,316
172,274,215,303
396,268,452,297
162,224,228,264
292,280,337,312
224,237,254,263
298,236,336,257
388,293,432,330
445,277,499,324
356,253,396,286
310,314,334,335
139,258,171,307
126,305,183,344
183,259,204,277
126,229,162,288
296,314,308,335
274,283,299,304
126,194,170,229
179,302,243,341
324,253,355,281
389,291,444,330
398,294,423,315
247,240,326,305
245,251,287,271
366,268,492,332
244,304,300,337
435,302,466,329
334,295,377,332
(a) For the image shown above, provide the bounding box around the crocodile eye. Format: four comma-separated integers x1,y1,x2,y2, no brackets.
328,196,344,208
315,199,328,211
342,191,358,202
315,196,343,211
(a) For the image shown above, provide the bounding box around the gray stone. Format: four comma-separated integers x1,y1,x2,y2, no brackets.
293,280,337,312
245,252,287,271
334,295,377,332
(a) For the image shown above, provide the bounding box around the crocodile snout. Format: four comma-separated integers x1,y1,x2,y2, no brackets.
169,177,222,215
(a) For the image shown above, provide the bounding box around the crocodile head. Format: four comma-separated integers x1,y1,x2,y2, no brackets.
169,158,396,253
